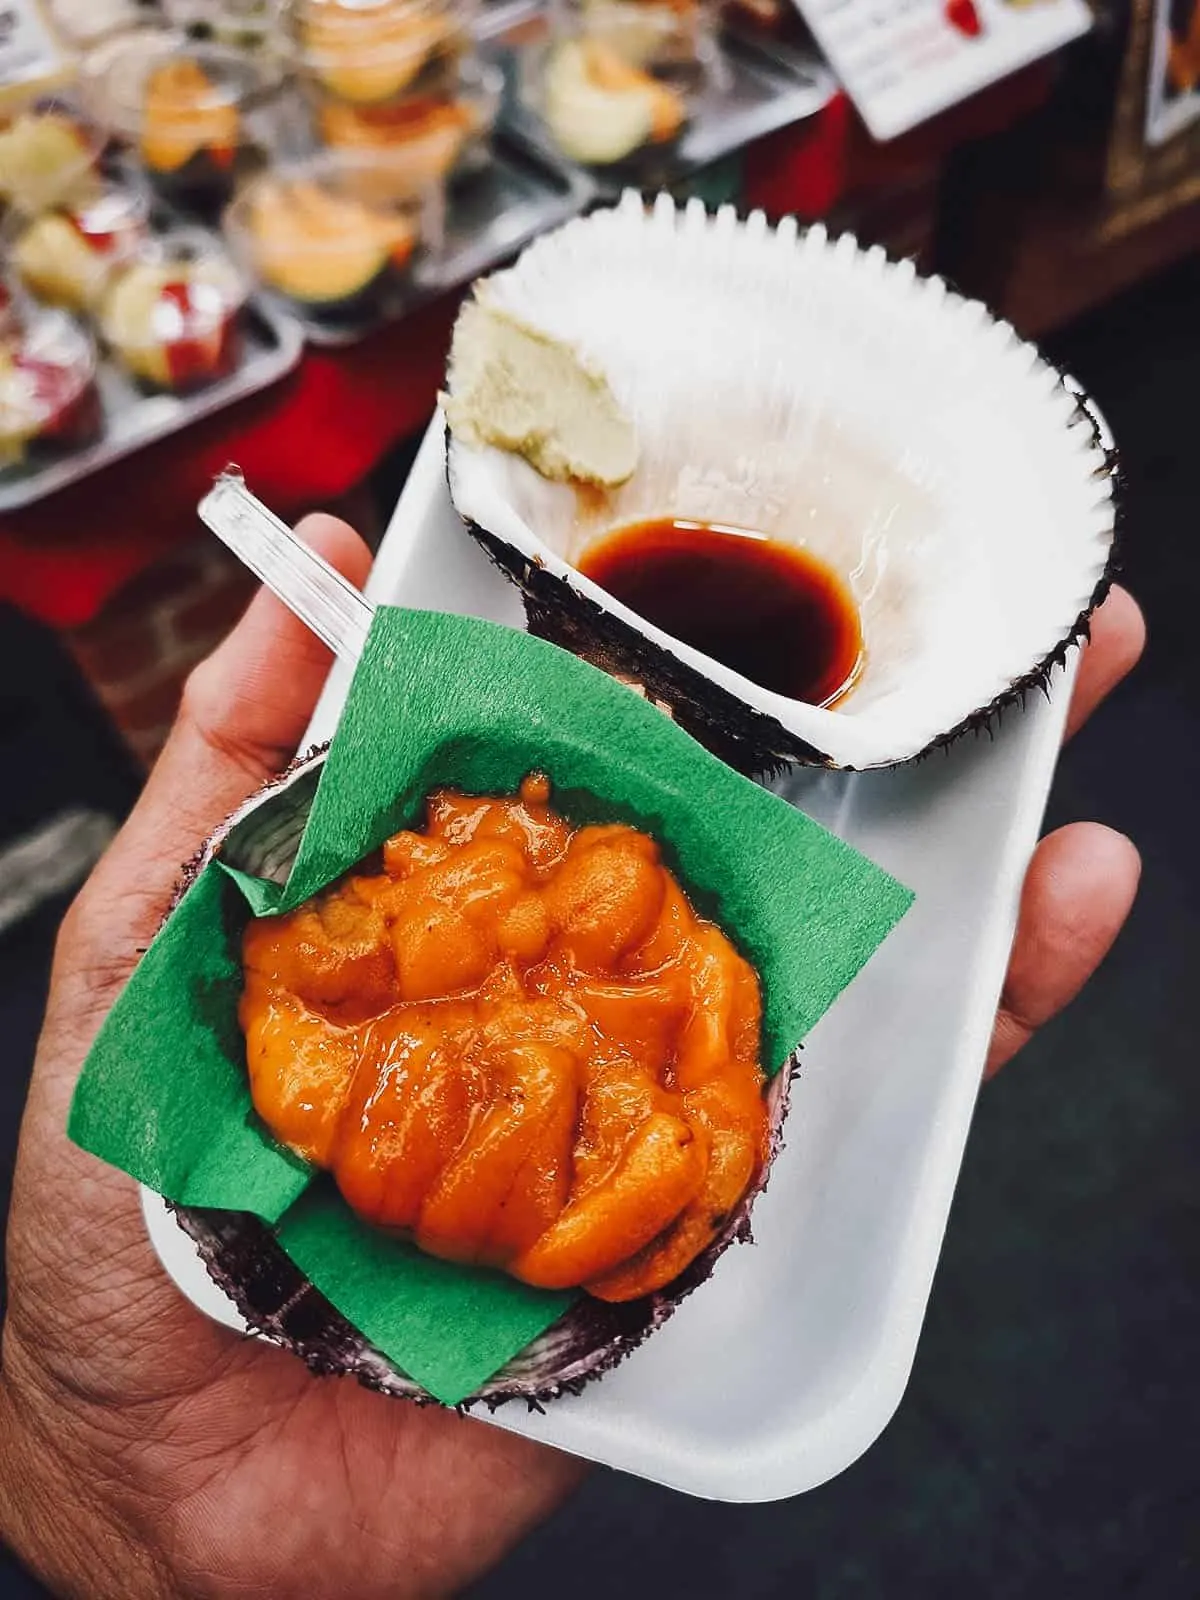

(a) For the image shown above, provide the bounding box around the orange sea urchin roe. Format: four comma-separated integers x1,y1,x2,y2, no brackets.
239,774,768,1302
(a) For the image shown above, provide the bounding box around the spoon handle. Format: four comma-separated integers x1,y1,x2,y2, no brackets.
197,467,375,664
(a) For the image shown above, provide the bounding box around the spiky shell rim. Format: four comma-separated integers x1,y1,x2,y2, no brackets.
159,745,794,1406
446,193,1118,772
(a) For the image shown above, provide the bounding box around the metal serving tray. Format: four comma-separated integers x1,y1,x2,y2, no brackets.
493,26,836,201
0,297,303,513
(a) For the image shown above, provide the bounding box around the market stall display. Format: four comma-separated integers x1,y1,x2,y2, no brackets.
225,152,434,322
0,0,834,501
79,27,287,207
0,306,99,466
500,2,832,191
8,181,150,311
0,99,104,212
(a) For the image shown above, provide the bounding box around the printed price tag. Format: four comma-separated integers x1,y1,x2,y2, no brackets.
792,0,1092,139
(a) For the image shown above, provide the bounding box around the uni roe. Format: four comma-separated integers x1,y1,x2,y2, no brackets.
240,774,768,1301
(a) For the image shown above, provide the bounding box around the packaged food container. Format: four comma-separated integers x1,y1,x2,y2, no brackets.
96,228,248,392
565,0,720,78
224,151,438,322
0,99,106,215
8,182,151,314
283,0,472,110
80,27,285,207
312,55,502,185
522,4,701,169
0,309,100,467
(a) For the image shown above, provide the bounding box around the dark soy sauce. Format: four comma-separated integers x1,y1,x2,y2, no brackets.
577,519,864,707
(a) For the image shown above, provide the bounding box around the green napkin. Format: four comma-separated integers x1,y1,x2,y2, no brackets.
70,607,912,1403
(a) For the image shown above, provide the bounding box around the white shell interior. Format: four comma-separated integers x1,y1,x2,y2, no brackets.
447,193,1115,769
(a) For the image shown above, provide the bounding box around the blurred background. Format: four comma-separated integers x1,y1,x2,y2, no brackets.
1,0,1198,1594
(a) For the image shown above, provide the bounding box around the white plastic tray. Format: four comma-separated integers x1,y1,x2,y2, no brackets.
144,418,1077,1502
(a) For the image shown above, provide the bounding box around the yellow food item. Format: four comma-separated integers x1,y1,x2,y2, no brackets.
583,39,684,142
318,95,475,180
0,112,93,211
444,295,638,487
240,775,768,1302
13,213,107,311
303,0,459,104
245,179,417,303
542,38,684,165
100,260,240,389
140,59,239,174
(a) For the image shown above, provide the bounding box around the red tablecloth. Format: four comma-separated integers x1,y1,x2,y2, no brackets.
0,296,459,628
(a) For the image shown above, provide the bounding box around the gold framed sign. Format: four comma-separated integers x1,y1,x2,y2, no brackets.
1106,0,1200,233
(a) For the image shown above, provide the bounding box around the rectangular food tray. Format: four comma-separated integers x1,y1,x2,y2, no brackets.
269,142,597,350
145,419,1078,1502
0,298,303,513
494,31,836,199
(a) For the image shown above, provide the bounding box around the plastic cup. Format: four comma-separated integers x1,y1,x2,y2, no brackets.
0,309,101,466
96,228,248,392
224,150,440,321
8,182,152,314
283,0,473,110
80,27,285,207
0,98,106,215
311,55,502,184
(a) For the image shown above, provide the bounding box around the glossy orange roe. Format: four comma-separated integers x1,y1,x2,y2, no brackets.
240,774,768,1302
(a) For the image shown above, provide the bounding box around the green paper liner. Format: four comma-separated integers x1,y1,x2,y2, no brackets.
70,607,912,1404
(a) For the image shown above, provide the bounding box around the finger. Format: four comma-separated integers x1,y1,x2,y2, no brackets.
67,515,371,961
1064,585,1145,743
986,822,1140,1076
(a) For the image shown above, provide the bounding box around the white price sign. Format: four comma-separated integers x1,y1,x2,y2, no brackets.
793,0,1092,140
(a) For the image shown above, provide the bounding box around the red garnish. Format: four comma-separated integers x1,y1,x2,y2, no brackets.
211,143,236,170
945,0,983,36
157,279,236,390
65,210,116,255
160,279,195,316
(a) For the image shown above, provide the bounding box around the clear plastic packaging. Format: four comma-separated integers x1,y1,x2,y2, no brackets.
159,0,282,54
223,151,439,321
96,228,249,393
311,55,503,184
0,309,100,467
566,0,720,78
80,27,285,205
0,99,106,215
522,1,707,170
8,182,151,314
282,0,473,109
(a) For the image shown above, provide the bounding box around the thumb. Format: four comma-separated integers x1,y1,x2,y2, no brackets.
60,512,372,997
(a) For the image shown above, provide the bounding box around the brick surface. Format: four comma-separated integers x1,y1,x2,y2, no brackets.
104,544,216,616
66,535,257,765
169,564,256,648
68,612,164,685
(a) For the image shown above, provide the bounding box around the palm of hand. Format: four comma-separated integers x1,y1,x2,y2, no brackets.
0,517,1143,1600
5,924,578,1600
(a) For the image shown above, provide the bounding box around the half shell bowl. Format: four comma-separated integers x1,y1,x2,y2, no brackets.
446,193,1118,773
169,745,793,1406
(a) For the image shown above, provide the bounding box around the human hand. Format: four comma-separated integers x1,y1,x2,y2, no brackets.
0,516,586,1600
987,584,1145,1074
0,531,1142,1598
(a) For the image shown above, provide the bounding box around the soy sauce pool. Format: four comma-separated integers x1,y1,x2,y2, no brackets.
577,519,864,707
